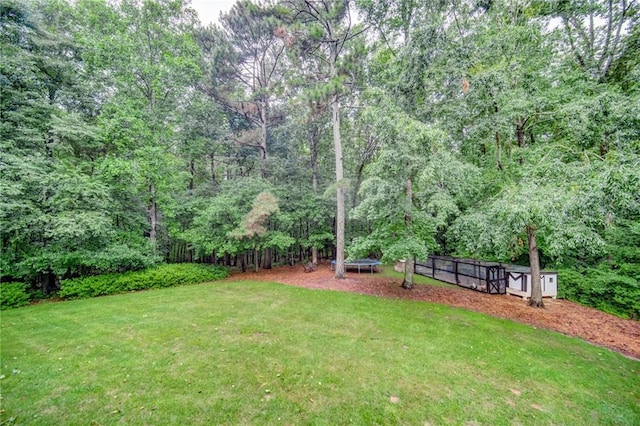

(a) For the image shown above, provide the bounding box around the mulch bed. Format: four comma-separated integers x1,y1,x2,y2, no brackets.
226,263,640,360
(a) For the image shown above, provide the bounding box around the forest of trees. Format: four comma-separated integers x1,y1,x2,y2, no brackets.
1,0,638,316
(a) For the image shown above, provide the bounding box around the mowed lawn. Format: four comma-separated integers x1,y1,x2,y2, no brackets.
1,281,638,425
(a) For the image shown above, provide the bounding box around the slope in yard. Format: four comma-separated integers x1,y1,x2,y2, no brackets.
1,280,638,425
227,264,640,360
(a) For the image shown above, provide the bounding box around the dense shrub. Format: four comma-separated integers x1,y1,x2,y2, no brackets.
4,243,160,284
53,245,161,276
558,268,640,319
1,282,31,310
59,264,228,300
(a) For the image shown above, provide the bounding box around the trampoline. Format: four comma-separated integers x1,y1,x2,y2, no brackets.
331,259,381,273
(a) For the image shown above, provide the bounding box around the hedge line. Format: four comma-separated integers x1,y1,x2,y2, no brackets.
558,267,640,319
59,264,228,300
1,264,229,309
1,282,31,310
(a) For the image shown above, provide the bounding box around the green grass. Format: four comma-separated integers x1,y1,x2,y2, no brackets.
1,281,638,425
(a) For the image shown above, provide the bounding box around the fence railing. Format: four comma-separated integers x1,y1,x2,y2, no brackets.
415,256,507,294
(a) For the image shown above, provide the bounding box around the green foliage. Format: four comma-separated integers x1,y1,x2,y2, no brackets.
59,264,228,300
230,191,280,239
0,282,31,310
264,231,296,251
448,154,609,264
349,210,436,263
558,268,640,319
558,218,640,319
306,231,334,250
5,241,159,283
50,244,160,277
350,103,440,264
186,179,269,257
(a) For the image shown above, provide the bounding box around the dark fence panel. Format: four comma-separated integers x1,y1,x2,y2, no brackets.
415,256,507,294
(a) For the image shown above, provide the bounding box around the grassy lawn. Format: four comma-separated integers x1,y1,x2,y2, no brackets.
1,281,638,425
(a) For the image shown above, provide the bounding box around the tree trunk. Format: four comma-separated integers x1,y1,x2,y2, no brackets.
254,248,259,272
516,118,527,164
402,254,415,290
310,126,319,265
45,88,56,157
310,126,319,194
41,271,57,296
352,161,366,209
527,225,544,308
492,98,503,170
516,119,526,148
149,183,157,250
260,99,268,179
329,41,346,279
263,248,272,269
209,152,217,186
402,177,414,289
333,91,345,279
189,159,195,191
495,130,503,170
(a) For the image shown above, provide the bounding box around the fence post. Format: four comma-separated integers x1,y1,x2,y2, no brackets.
431,257,435,279
482,263,488,292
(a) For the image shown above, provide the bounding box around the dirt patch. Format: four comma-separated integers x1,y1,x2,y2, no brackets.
226,263,640,360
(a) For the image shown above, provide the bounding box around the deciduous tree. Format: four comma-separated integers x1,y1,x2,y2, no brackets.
279,0,366,278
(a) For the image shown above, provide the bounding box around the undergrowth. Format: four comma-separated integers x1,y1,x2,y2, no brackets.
59,263,227,300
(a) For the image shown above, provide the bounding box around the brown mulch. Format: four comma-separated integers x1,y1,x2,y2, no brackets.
226,263,640,360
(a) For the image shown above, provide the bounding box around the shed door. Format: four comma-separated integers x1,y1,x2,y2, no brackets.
487,267,505,294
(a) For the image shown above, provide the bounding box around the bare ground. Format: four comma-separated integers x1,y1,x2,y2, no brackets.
225,263,640,360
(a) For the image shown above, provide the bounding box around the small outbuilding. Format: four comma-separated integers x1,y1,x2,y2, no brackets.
505,266,558,299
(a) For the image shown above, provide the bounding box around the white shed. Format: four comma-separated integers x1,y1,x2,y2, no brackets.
505,266,558,299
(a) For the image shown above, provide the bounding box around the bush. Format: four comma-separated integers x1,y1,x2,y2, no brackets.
558,268,640,319
53,245,161,277
1,282,31,310
59,264,228,300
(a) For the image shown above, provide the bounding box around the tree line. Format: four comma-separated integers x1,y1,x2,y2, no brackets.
1,0,638,315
